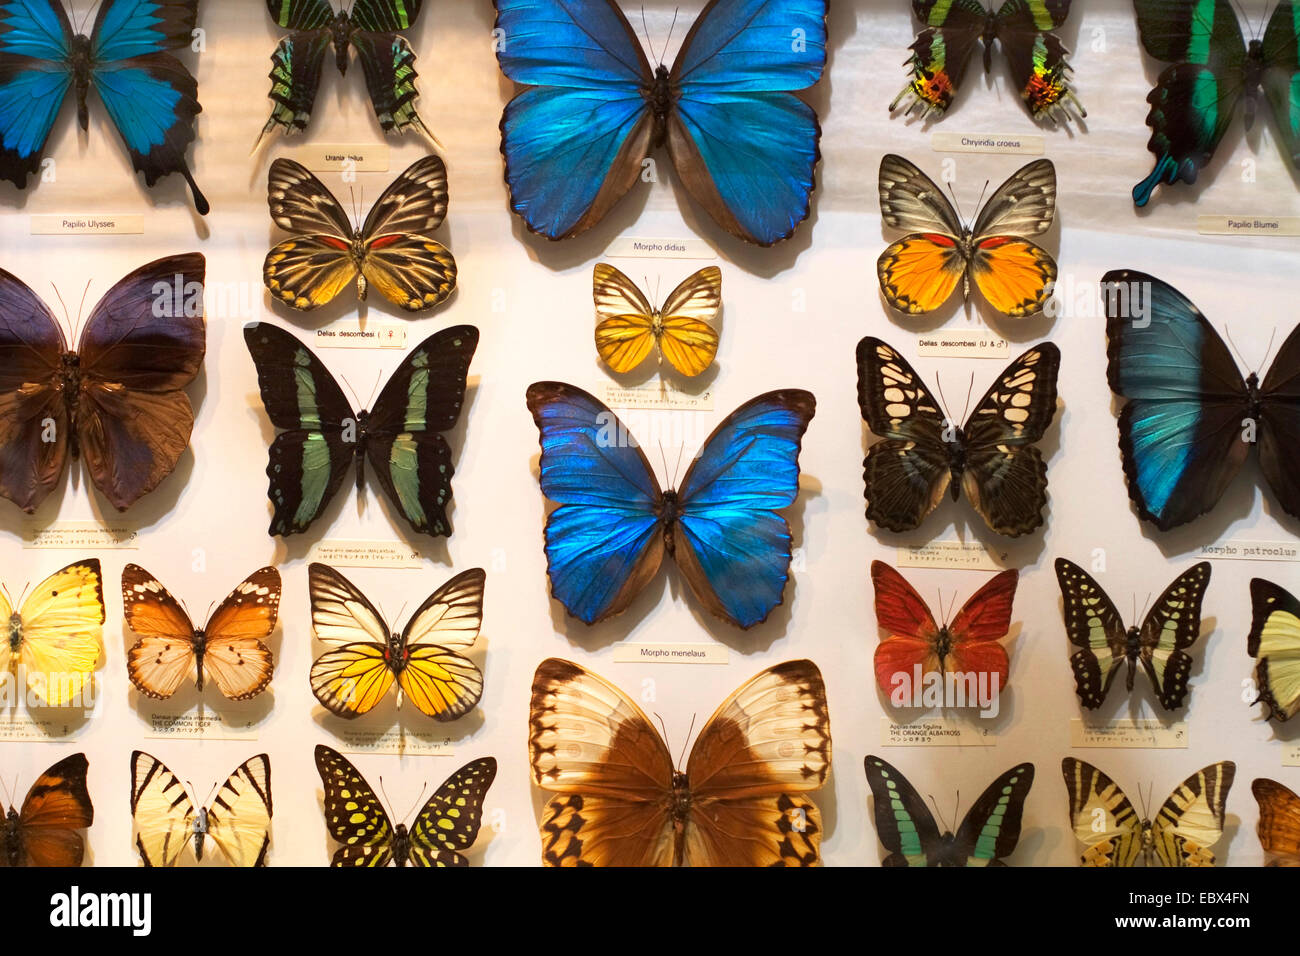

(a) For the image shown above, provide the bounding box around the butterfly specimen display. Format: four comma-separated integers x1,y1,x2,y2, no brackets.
1132,0,1300,206
122,564,281,701
244,322,477,537
259,0,435,149
527,382,815,629
0,253,206,514
593,264,721,377
130,752,273,867
0,560,103,706
864,755,1035,866
1103,270,1300,530
892,0,1084,124
856,336,1060,536
492,0,827,246
308,563,484,720
0,0,208,213
1252,778,1300,865
264,155,457,313
529,658,831,866
315,745,496,866
871,561,1018,699
1055,558,1212,711
0,754,92,866
877,154,1058,318
1247,578,1300,722
1061,757,1235,866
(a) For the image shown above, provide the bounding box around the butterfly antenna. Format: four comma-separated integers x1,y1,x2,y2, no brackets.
960,373,976,428
927,793,948,833
1257,327,1279,375
934,372,954,428
653,712,672,759
641,6,658,63
946,182,967,228
677,713,697,770
664,8,681,62
671,445,685,490
952,791,962,834
397,783,428,826
1224,326,1250,373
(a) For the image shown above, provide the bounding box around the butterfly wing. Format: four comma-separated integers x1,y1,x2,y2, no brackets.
0,0,74,189
863,755,943,867
664,0,827,246
876,154,966,314
870,561,941,694
968,159,1058,317
13,753,92,867
18,560,104,706
856,336,952,531
359,155,457,312
73,253,206,511
593,263,659,373
200,568,280,701
673,390,815,629
130,751,196,867
1132,0,1248,205
682,660,830,866
995,0,1083,122
364,324,478,537
1257,323,1300,520
258,0,334,144
314,746,395,867
308,563,396,718
243,322,355,536
122,563,198,700
1248,579,1300,722
396,568,485,721
203,755,273,867
1053,558,1129,709
1253,778,1300,866
1150,762,1236,867
526,382,665,625
656,265,722,376
0,266,69,512
1137,562,1211,710
351,29,435,143
949,762,1035,866
891,0,987,117
1103,270,1252,530
1261,2,1300,171
945,569,1018,687
494,0,655,239
407,757,496,867
960,343,1060,536
1061,758,1143,867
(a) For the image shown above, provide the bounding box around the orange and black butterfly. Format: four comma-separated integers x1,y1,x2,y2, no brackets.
122,565,280,701
877,154,1057,318
529,658,831,866
0,753,94,867
1254,778,1300,866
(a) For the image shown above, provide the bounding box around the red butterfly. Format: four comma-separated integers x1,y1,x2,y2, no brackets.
870,561,1018,696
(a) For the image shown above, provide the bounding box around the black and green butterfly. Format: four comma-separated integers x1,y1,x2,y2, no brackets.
1133,0,1300,206
243,322,477,538
315,745,495,867
864,755,1035,866
257,0,434,149
1055,558,1212,711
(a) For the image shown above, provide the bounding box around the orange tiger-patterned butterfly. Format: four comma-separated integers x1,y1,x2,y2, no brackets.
122,565,280,701
877,154,1058,318
528,657,831,866
0,753,93,866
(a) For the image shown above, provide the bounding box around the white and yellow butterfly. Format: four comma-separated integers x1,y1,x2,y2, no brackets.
0,560,103,706
1248,578,1300,722
593,264,721,377
1062,758,1235,867
130,752,272,867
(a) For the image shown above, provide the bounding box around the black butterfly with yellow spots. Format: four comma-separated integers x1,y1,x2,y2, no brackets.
314,745,495,867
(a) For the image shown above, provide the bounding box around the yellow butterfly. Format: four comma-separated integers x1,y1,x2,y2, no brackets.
0,561,103,706
593,264,721,377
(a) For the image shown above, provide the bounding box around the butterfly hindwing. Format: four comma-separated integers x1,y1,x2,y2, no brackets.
1248,578,1300,722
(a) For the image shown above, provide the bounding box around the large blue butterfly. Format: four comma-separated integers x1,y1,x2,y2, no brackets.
493,0,827,246
1103,269,1300,531
0,0,207,213
526,382,815,629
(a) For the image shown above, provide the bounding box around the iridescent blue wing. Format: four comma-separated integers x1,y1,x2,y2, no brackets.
526,382,665,625
1103,269,1251,530
674,390,814,629
667,0,827,246
0,0,74,188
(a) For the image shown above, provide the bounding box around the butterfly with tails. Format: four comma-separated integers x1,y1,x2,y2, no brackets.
529,657,831,866
0,753,93,867
856,336,1060,537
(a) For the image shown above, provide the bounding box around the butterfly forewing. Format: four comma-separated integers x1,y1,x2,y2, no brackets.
9,560,104,706
1253,778,1300,865
863,755,945,867
315,746,396,867
408,756,496,867
1257,322,1300,517
950,762,1035,866
267,159,354,239
1061,758,1144,867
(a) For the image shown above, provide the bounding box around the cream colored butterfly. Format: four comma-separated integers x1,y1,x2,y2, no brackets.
130,752,273,867
593,264,721,377
0,560,104,706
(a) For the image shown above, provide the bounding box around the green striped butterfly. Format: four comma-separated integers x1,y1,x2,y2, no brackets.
864,755,1035,866
243,322,477,538
1248,578,1300,722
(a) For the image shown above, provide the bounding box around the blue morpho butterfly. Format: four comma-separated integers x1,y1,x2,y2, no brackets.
492,0,827,246
1103,269,1300,531
0,0,208,213
525,382,815,629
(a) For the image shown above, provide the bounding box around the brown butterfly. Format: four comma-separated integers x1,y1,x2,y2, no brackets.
123,565,280,701
528,658,831,866
0,753,94,866
1254,778,1300,866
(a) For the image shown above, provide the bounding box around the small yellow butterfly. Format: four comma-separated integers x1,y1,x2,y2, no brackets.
0,560,104,706
593,264,721,377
